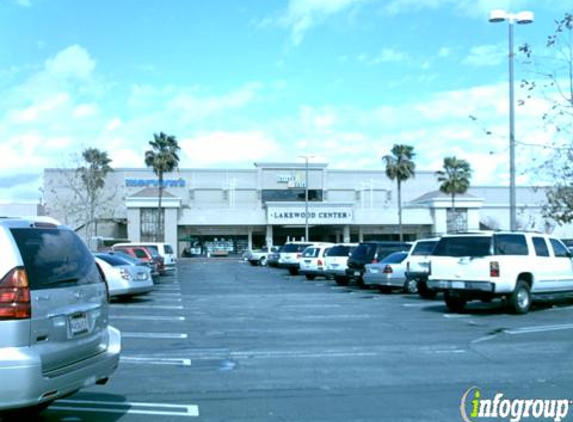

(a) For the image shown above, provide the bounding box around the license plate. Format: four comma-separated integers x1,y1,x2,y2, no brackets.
452,281,465,289
354,271,361,276
137,272,148,280
69,313,89,336
369,268,379,274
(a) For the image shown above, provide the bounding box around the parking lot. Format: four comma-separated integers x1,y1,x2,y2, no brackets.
35,258,573,422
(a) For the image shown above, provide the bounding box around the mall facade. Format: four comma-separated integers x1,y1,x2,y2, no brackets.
43,162,563,256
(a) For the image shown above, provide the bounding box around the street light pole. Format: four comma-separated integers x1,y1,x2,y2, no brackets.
299,155,314,242
489,9,534,231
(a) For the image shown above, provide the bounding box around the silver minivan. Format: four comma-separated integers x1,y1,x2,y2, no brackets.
0,218,121,414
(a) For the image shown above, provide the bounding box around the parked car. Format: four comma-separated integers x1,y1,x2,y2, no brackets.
245,246,279,266
94,253,154,299
345,241,412,288
299,243,335,280
403,238,440,297
266,245,283,267
278,242,315,275
427,231,573,314
325,243,358,285
112,242,177,270
111,245,163,276
363,251,410,292
0,218,120,414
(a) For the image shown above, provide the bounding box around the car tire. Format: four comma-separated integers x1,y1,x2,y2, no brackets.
259,257,267,267
403,278,418,294
334,276,349,286
417,280,437,299
378,286,392,294
305,275,316,280
508,280,531,315
288,268,299,276
356,277,368,289
444,290,467,313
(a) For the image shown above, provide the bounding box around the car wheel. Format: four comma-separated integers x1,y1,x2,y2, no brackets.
444,290,467,313
508,280,531,315
249,261,258,266
259,257,267,267
288,268,299,276
378,286,392,294
305,275,316,280
356,277,368,289
417,280,437,299
334,276,349,286
403,278,418,294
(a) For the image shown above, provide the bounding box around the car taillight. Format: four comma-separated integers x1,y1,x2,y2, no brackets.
490,261,500,277
0,267,31,320
372,259,378,264
297,253,302,259
120,269,131,281
317,259,323,267
383,265,393,274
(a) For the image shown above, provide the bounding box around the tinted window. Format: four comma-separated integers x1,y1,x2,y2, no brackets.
351,243,376,259
96,254,131,266
550,239,570,258
411,241,438,255
532,237,550,257
377,246,410,260
380,252,408,263
493,234,528,255
433,236,491,257
164,244,174,254
302,248,319,258
282,243,311,253
11,228,100,290
133,248,149,258
327,245,353,257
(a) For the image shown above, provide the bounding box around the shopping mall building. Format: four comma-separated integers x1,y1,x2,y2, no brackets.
43,162,564,256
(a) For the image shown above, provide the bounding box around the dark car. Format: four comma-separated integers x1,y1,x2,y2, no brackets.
345,241,412,288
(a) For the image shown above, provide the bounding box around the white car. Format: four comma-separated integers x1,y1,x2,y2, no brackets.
95,253,154,298
324,243,358,285
299,243,335,280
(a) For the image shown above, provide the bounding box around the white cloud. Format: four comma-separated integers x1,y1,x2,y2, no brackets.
106,117,123,131
180,131,281,166
73,103,99,118
463,44,505,67
271,0,371,45
45,45,96,81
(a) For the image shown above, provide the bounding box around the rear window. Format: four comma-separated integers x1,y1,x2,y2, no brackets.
11,228,100,290
132,248,149,258
96,254,131,266
302,248,319,258
282,243,311,253
351,243,376,259
380,251,408,263
411,241,438,256
433,236,492,257
377,246,410,260
327,245,354,257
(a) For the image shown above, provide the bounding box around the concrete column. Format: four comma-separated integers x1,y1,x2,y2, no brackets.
343,225,350,243
358,226,364,243
127,208,141,242
248,228,253,251
266,225,274,247
164,208,178,256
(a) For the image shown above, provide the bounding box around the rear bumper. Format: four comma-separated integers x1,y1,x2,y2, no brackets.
299,268,328,277
427,280,495,293
111,285,154,297
363,274,405,287
0,326,121,411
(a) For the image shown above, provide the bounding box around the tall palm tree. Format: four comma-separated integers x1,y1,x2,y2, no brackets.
382,144,416,242
144,132,181,241
77,147,113,240
436,156,472,232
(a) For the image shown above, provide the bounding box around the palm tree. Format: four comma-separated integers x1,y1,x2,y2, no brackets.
382,144,416,242
77,147,113,240
144,132,181,241
436,156,472,233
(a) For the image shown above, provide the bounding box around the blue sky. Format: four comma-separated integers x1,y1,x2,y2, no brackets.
0,0,571,202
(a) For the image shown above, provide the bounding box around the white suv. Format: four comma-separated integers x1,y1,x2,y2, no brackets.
299,243,335,280
427,231,573,314
0,218,121,414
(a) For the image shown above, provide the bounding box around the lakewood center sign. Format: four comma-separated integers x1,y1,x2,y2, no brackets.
267,205,353,225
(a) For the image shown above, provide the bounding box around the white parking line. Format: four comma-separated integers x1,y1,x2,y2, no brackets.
505,323,573,335
111,315,186,321
402,303,432,307
120,356,192,366
111,304,184,310
122,332,189,339
50,399,199,417
443,314,470,318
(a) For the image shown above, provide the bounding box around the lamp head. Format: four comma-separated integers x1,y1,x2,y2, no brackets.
489,9,507,23
516,11,534,24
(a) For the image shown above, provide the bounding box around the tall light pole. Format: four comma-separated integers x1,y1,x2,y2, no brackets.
299,155,314,241
489,9,534,231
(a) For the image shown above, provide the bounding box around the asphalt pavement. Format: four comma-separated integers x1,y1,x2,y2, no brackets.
37,258,573,422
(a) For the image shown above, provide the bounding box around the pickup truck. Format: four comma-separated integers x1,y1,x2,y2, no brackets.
427,231,573,314
245,246,278,266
